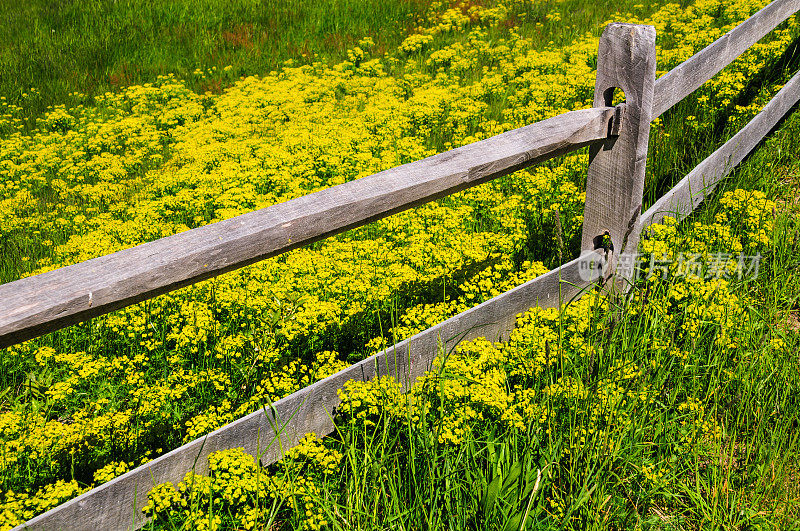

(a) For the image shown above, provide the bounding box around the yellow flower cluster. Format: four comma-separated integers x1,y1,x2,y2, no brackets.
0,480,86,531
93,461,132,485
399,33,434,55
282,433,343,476
144,444,331,530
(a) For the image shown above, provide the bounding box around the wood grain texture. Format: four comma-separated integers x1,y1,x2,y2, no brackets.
0,107,617,350
641,68,800,230
653,0,800,119
15,251,605,531
581,24,656,282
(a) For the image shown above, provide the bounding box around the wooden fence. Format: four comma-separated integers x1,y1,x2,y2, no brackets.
6,0,800,528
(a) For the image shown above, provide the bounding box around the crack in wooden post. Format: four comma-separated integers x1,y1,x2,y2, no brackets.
581,23,656,290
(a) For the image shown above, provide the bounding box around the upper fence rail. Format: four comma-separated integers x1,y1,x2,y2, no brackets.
652,0,800,118
0,106,617,349
11,0,800,529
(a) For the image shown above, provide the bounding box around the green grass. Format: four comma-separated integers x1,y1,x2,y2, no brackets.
0,0,431,128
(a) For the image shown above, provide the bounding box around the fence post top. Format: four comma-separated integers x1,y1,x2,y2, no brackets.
600,23,657,56
602,22,656,35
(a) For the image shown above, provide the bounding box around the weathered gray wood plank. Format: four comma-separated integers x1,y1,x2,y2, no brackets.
15,250,605,531
0,107,617,350
653,0,800,119
581,23,656,285
641,68,800,229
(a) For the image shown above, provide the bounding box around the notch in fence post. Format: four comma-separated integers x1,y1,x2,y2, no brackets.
581,23,656,289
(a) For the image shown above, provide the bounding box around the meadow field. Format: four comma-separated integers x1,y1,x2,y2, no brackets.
1,0,800,528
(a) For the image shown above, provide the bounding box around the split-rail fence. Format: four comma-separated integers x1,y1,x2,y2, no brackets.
4,0,800,527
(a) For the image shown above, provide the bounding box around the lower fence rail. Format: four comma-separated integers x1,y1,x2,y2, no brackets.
642,68,800,229
16,252,607,530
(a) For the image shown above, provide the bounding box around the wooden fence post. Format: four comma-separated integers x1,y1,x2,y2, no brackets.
581,23,656,287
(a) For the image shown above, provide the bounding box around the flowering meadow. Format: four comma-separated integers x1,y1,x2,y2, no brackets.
142,184,800,529
1,0,800,528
